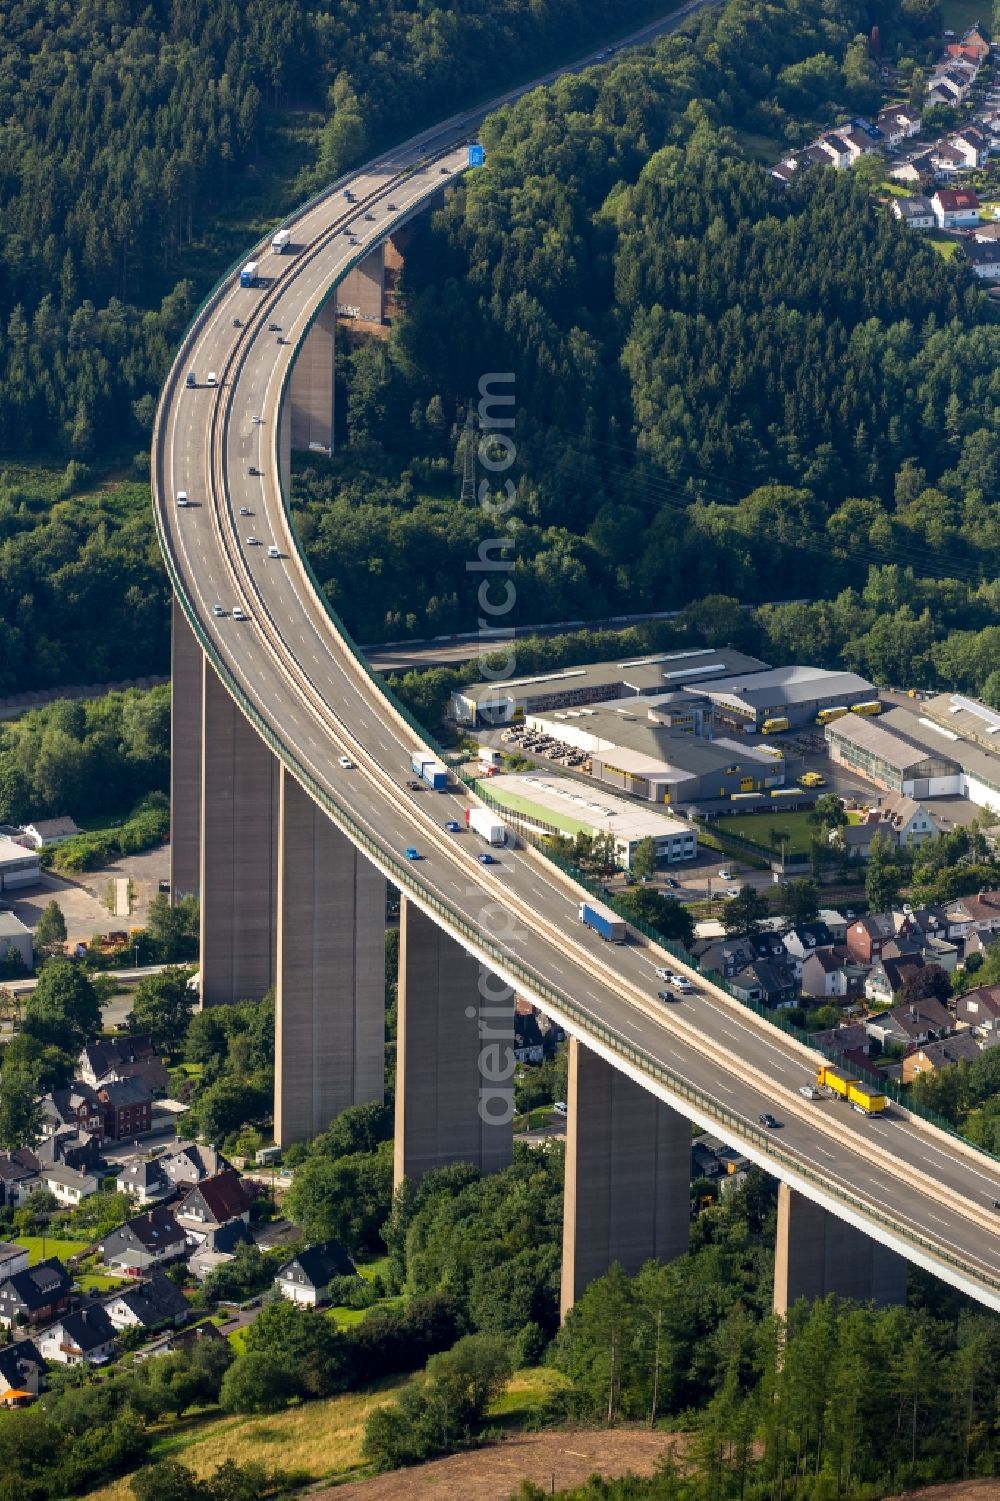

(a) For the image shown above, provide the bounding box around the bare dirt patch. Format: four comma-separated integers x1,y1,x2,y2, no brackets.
312,1428,688,1501
890,1484,1000,1501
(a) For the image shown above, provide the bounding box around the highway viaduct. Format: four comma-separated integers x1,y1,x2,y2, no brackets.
153,9,1000,1322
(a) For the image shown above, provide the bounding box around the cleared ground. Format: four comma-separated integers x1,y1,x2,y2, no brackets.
313,1427,690,1501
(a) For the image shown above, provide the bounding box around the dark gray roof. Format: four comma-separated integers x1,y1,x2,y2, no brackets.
109,1273,189,1327
277,1240,356,1289
0,1337,43,1386
55,1305,116,1351
0,1259,72,1311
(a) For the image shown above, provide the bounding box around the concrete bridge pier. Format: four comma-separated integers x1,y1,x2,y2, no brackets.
393,898,514,1187
274,767,386,1145
773,1182,907,1317
560,1039,691,1318
289,300,337,457
170,598,204,902
199,667,279,1007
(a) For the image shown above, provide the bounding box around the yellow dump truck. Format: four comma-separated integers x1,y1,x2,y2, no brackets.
816,1065,887,1116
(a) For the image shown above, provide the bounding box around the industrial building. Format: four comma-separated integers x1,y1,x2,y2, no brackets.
0,913,33,971
450,647,768,726
0,837,40,892
485,773,697,867
838,697,1000,813
699,666,877,732
522,701,786,804
825,714,962,797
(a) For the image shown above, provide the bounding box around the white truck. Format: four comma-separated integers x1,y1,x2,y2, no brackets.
271,229,291,254
466,807,506,845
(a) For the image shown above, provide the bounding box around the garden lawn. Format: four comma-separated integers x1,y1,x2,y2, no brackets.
711,808,819,855
18,1235,90,1264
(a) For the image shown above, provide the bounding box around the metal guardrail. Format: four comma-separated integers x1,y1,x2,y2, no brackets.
152,89,1000,1303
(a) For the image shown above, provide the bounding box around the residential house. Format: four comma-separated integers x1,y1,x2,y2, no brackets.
116,1157,171,1206
38,1305,117,1366
890,151,936,184
0,1338,45,1402
36,1129,103,1175
901,1031,982,1083
729,959,799,1010
973,222,1000,242
955,984,1000,1038
781,923,835,975
946,26,991,64
770,158,799,186
104,1272,190,1333
274,1240,357,1307
133,1319,224,1363
931,141,971,177
952,124,989,168
0,1259,72,1329
842,126,879,163
927,77,963,108
20,817,81,849
817,909,850,943
79,1036,169,1095
864,996,953,1048
43,1164,98,1208
845,913,896,964
41,1083,103,1141
932,188,981,228
0,1245,29,1282
834,814,892,861
876,106,922,146
98,1078,153,1141
186,1219,254,1281
160,1142,230,1189
963,239,1000,277
810,1022,872,1057
892,194,935,229
100,1206,187,1273
0,1151,42,1208
878,793,938,848
946,890,1000,937
864,953,927,1005
801,947,868,1000
176,1170,252,1247
818,133,852,169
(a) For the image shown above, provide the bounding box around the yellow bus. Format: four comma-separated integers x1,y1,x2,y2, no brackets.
816,705,849,725
761,717,789,734
850,700,882,716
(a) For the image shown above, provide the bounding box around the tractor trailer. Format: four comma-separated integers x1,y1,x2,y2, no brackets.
466,807,506,845
816,1065,887,1116
578,900,627,944
409,751,448,791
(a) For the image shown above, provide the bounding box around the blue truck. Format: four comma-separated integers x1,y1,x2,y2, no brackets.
239,260,259,288
410,751,448,791
578,900,627,944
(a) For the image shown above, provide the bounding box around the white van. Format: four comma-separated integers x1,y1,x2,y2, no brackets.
175,491,189,507
206,371,218,386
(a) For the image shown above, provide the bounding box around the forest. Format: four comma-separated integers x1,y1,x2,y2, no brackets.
0,0,664,460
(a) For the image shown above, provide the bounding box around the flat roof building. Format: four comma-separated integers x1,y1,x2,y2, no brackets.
485,772,696,868
524,702,785,805
0,838,40,893
825,714,962,796
450,647,769,725
0,914,32,973
699,666,877,731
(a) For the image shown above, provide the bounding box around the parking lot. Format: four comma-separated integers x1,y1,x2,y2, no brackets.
498,723,590,769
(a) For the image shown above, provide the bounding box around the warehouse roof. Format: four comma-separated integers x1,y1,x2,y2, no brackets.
826,712,960,774
0,837,38,869
458,647,769,707
698,665,875,710
880,706,1000,795
487,773,692,842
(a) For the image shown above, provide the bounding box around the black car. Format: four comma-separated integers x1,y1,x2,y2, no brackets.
758,1113,781,1129
248,466,259,476
665,876,679,888
268,322,281,332
656,989,675,1003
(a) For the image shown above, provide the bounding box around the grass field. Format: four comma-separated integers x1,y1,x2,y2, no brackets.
713,808,819,855
81,1366,565,1500
927,229,961,259
18,1235,90,1264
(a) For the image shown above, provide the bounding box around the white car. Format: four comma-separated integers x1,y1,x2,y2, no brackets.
552,1101,568,1116
718,868,733,880
799,1085,821,1100
726,887,741,899
232,606,247,621
656,967,693,993
338,755,355,769
175,490,189,507
267,545,281,558
212,604,226,617
246,536,260,546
